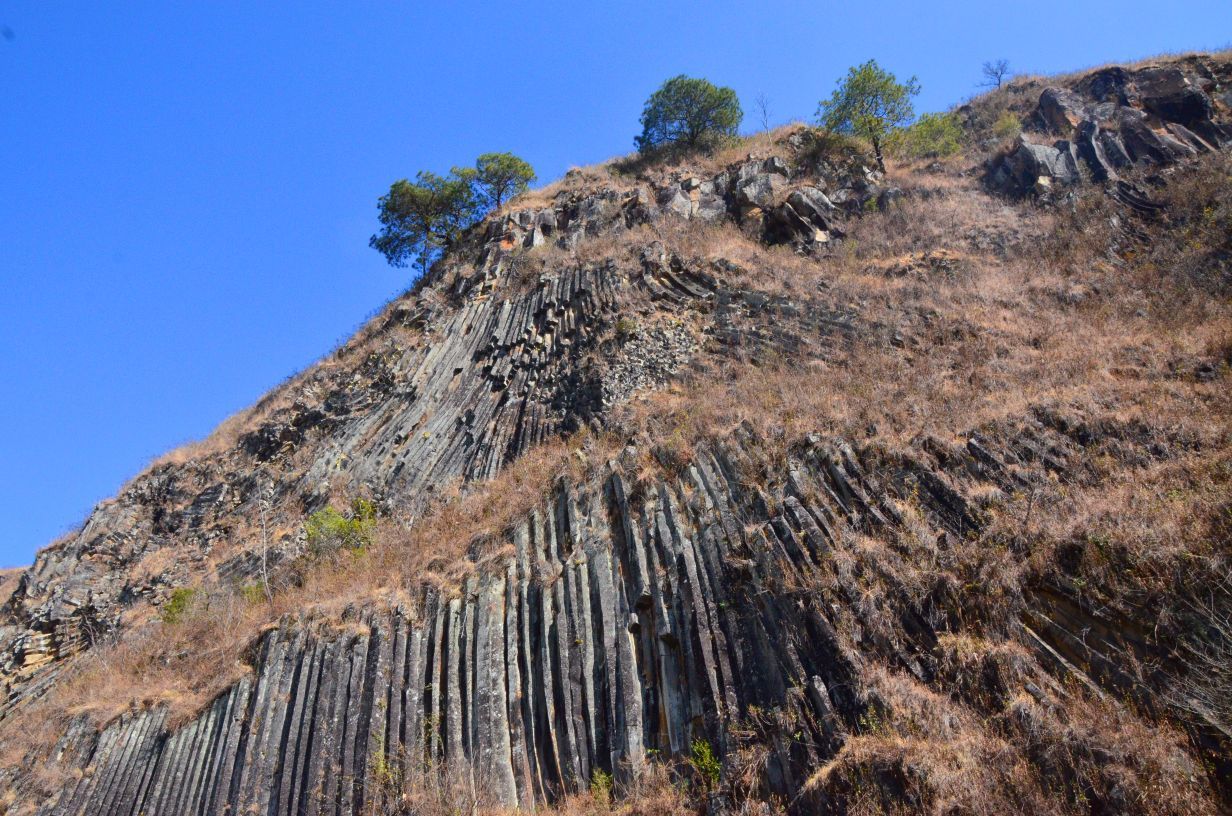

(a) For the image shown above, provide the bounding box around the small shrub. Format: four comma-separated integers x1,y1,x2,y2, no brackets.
889,112,963,159
616,317,639,339
589,768,614,804
305,498,376,553
992,111,1022,140
689,738,721,789
161,588,200,625
239,582,267,606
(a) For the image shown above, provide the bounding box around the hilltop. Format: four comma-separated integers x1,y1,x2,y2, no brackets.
0,51,1230,815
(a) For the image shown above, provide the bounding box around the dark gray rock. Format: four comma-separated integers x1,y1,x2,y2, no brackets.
989,61,1229,198
1038,86,1089,134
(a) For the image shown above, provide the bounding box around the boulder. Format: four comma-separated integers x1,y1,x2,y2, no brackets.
876,187,906,211
1075,66,1135,105
732,157,790,210
1119,108,1197,164
764,187,844,247
734,171,786,210
1038,87,1089,134
1135,66,1213,128
1098,129,1133,168
1015,135,1080,185
658,186,695,219
657,179,729,222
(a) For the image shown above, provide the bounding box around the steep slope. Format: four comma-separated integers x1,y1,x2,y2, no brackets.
1,53,1231,815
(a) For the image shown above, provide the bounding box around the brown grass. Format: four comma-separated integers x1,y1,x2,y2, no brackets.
365,760,694,816
0,428,620,767
4,72,1231,812
805,664,1212,815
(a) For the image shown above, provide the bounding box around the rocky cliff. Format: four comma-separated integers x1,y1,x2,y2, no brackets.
2,53,1231,815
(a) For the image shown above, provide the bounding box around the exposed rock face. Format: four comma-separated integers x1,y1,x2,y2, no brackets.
27,417,1197,815
0,143,882,715
3,56,1230,816
988,59,1231,196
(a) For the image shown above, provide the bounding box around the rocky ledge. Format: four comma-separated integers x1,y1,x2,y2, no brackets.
987,57,1231,198
26,411,1219,815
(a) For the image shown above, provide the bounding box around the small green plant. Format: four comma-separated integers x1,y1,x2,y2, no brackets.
239,582,267,605
889,111,963,159
689,738,721,790
858,708,886,735
305,498,377,553
615,317,638,339
590,768,614,804
992,111,1022,140
161,587,200,625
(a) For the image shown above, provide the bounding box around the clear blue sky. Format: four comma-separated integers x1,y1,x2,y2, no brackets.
1,2,1227,567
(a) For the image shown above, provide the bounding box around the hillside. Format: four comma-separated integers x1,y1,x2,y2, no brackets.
1,52,1230,815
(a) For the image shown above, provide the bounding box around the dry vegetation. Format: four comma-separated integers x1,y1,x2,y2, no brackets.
364,760,693,816
805,664,1208,816
4,53,1231,813
0,430,620,769
0,570,21,607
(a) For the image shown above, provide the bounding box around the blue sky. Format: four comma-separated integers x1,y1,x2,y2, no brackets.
1,2,1228,567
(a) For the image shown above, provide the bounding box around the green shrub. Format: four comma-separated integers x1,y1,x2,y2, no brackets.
161,587,200,625
993,111,1022,140
589,768,614,804
689,738,721,789
615,317,638,339
239,582,267,605
305,498,376,553
889,112,963,159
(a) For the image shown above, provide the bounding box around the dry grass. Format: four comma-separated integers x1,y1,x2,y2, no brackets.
804,665,1212,815
365,760,694,816
0,568,22,602
0,428,619,765
4,66,1231,811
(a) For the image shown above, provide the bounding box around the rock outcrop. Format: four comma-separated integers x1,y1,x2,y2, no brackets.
25,414,1208,815
988,58,1231,197
0,141,882,715
3,53,1230,816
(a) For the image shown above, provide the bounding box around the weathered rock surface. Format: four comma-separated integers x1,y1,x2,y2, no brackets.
0,143,878,715
988,58,1231,196
3,56,1229,816
21,414,1200,815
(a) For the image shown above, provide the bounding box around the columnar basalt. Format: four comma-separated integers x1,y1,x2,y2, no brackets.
0,138,883,711
27,413,1219,814
2,53,1230,816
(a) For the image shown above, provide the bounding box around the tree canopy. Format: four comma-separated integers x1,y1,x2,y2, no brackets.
370,152,535,273
816,60,920,172
475,152,536,210
635,75,742,153
369,168,478,272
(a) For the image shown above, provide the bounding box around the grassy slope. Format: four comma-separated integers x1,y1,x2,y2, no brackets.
3,51,1231,816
